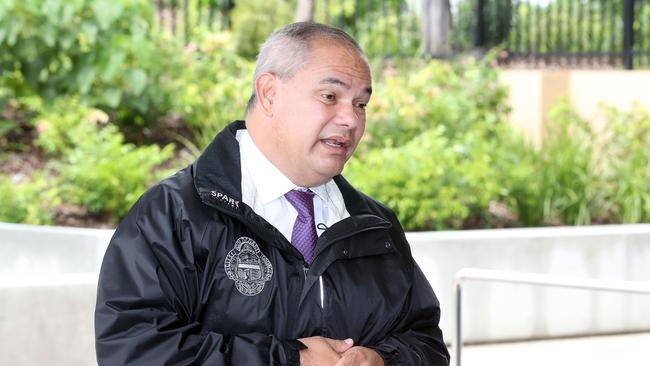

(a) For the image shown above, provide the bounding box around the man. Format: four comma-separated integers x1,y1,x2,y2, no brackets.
95,22,450,365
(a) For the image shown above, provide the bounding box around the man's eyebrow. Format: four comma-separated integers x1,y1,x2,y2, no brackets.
319,77,372,95
320,77,350,89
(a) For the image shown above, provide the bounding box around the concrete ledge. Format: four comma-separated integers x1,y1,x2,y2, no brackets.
0,223,110,366
408,224,650,343
0,273,98,366
0,222,113,276
1,222,650,365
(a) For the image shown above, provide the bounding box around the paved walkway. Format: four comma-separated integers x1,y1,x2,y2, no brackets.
455,332,650,366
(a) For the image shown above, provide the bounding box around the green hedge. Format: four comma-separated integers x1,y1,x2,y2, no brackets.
346,59,650,230
0,98,174,224
1,1,648,229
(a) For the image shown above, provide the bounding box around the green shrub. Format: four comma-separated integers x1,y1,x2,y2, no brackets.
487,127,541,226
346,126,504,230
0,95,43,151
171,31,253,149
535,101,609,225
602,105,650,223
500,101,650,227
230,0,293,59
495,100,614,227
55,124,174,219
0,173,57,224
363,56,509,151
345,57,518,230
0,0,181,120
32,98,175,220
347,59,650,230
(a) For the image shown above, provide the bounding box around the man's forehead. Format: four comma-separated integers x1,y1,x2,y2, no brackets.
307,39,369,68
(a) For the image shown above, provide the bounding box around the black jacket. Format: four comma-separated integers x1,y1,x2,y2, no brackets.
95,121,450,365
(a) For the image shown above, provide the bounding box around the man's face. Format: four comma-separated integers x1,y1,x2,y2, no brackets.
269,39,372,187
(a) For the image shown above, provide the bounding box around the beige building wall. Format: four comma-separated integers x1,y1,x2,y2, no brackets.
500,70,650,144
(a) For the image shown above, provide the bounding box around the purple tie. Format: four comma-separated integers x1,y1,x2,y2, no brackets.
284,189,318,265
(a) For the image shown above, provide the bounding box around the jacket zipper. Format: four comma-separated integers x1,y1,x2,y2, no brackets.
319,275,325,309
303,267,324,309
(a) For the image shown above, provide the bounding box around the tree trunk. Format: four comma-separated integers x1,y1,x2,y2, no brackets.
294,0,315,22
421,0,452,58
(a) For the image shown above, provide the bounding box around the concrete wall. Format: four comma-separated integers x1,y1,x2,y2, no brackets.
0,273,98,366
409,224,650,343
501,70,650,145
0,223,112,366
2,222,650,365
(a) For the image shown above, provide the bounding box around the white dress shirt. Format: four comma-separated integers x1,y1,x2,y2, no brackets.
236,130,350,241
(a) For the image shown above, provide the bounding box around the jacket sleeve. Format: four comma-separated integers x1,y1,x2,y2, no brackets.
369,264,450,366
368,213,450,366
94,186,303,366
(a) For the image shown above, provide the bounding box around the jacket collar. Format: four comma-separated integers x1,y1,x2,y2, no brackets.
193,120,246,213
193,121,393,270
193,120,378,218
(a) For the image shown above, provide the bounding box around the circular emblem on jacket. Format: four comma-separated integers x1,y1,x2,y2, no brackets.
224,236,273,296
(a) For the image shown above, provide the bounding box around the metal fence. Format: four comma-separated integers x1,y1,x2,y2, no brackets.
153,0,234,43
152,0,422,58
454,0,650,69
152,0,650,69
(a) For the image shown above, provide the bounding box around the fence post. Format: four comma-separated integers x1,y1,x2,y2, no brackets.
476,0,487,48
623,0,635,70
184,0,189,45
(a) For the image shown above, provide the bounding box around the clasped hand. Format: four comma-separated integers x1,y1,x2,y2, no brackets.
298,336,385,366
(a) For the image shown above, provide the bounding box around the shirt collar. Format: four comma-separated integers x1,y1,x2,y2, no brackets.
239,131,294,205
239,130,331,205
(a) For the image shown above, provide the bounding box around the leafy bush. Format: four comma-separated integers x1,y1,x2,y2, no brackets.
345,57,521,230
230,0,293,59
32,98,175,220
363,56,509,151
500,100,609,227
601,105,650,223
346,126,504,230
498,101,650,228
347,59,650,230
171,31,253,149
0,0,181,120
54,123,174,218
0,173,57,224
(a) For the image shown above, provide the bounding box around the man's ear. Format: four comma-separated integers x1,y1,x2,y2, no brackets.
254,72,277,117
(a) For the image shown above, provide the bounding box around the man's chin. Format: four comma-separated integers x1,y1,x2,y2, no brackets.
316,165,345,181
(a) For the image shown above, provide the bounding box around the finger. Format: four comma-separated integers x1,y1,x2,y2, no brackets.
334,355,350,366
327,338,354,353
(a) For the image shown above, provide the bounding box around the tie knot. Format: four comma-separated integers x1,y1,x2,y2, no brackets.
284,189,315,219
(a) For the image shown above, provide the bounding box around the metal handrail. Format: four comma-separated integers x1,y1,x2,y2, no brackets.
452,268,650,366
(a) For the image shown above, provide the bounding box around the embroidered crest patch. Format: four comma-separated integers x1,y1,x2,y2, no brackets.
224,236,273,296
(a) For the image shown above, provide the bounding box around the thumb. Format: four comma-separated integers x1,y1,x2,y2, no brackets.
327,338,354,353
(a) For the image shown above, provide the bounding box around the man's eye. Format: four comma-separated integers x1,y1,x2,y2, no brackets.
321,94,335,101
356,103,368,110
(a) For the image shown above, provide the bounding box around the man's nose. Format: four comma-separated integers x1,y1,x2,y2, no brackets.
334,103,360,129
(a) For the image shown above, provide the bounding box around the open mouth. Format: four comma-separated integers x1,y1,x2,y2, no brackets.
323,139,346,148
320,137,350,153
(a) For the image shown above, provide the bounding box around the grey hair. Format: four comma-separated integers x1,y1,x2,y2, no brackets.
245,22,367,114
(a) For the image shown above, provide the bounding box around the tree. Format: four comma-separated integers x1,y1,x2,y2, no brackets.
295,0,315,22
421,0,452,57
